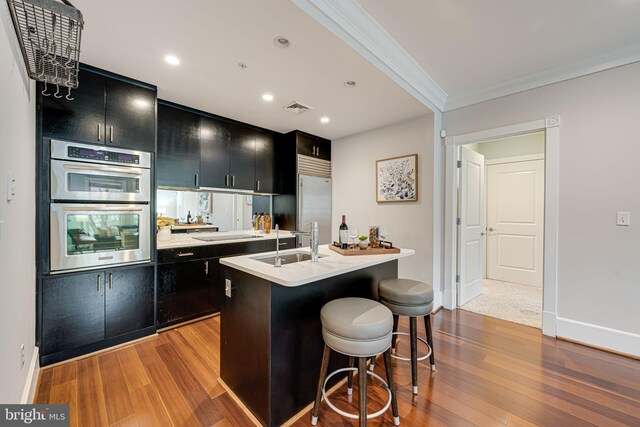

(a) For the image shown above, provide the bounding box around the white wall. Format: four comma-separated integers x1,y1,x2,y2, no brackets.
332,115,437,293
443,62,640,356
0,5,37,402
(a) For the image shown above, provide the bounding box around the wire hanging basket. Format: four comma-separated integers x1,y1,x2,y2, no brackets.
6,0,84,100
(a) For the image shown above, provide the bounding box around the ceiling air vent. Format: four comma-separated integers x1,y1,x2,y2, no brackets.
284,101,314,115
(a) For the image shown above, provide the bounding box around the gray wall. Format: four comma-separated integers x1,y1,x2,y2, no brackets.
444,61,640,355
0,4,37,402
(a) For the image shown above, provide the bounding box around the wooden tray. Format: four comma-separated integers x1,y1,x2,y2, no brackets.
329,245,400,256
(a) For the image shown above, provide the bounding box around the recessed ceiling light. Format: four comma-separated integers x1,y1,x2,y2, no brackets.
344,80,357,88
274,36,290,48
164,55,180,65
320,117,330,124
238,62,248,70
262,93,274,102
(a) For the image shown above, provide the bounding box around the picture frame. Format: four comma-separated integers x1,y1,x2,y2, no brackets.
376,154,418,203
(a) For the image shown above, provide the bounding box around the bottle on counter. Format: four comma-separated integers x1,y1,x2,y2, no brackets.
339,215,349,249
258,212,264,231
252,212,258,230
187,210,192,224
265,214,271,234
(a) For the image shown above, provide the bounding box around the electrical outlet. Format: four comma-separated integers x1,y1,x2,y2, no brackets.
20,344,25,369
225,279,232,298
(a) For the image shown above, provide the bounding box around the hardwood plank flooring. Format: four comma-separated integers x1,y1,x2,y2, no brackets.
34,311,640,426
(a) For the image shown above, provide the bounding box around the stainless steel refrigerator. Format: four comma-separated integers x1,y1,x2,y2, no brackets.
297,174,332,248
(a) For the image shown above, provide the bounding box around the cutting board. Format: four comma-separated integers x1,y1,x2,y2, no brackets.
329,245,400,256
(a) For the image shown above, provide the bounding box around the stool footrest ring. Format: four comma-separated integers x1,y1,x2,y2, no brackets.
321,367,392,421
390,331,432,362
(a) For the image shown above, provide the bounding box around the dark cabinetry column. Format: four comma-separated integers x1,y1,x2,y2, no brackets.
200,117,231,188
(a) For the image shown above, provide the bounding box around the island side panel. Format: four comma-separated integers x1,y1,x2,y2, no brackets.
269,260,398,426
220,266,272,426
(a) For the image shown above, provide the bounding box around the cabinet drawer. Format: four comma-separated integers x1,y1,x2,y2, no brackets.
158,239,273,264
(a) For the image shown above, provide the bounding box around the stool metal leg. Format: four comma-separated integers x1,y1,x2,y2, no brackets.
391,314,399,354
383,348,400,425
347,356,355,395
368,355,376,372
311,344,331,425
425,314,436,371
410,317,418,395
358,357,368,427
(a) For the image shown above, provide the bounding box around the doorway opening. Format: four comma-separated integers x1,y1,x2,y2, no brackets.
456,132,545,328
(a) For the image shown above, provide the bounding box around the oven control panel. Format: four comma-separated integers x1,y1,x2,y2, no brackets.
67,146,140,165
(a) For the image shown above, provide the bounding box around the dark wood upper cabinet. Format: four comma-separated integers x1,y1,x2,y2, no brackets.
41,70,106,143
296,132,331,161
229,123,256,191
255,130,275,193
41,66,157,152
105,79,156,152
157,103,201,188
105,265,154,339
200,117,231,188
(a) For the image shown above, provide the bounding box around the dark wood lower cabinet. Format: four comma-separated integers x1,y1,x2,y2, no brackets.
42,271,106,356
40,264,155,366
105,266,155,339
157,259,212,327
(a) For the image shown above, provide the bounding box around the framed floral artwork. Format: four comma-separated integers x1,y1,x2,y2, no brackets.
376,154,418,203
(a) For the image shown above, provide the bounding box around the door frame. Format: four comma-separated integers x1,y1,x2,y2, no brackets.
444,116,560,337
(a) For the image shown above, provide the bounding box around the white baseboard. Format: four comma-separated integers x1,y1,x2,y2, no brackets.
21,347,39,404
432,290,443,313
443,289,455,310
542,311,557,337
556,317,640,357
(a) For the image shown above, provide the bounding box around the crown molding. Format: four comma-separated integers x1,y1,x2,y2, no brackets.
292,0,447,112
444,43,640,111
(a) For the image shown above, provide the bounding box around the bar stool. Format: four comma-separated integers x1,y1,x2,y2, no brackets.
376,279,435,395
311,297,400,427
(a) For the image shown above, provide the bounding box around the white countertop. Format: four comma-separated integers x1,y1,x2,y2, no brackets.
157,229,296,250
220,244,415,287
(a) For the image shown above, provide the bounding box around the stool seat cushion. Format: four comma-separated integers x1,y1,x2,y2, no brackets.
378,279,434,305
378,279,434,317
321,298,393,357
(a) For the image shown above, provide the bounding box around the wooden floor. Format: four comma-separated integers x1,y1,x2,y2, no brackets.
35,310,640,426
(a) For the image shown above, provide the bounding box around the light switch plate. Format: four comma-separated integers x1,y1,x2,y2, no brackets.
616,212,630,226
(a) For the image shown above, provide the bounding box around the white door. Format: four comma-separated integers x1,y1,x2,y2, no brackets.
486,159,544,286
457,147,485,306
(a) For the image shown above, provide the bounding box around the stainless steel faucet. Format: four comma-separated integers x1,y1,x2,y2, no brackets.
274,224,282,268
291,221,319,262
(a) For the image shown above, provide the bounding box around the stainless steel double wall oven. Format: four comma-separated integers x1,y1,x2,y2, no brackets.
50,140,152,273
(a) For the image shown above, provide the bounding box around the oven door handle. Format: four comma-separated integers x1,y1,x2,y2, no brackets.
61,206,145,212
62,163,145,176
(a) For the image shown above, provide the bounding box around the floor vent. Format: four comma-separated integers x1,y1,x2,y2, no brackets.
284,101,314,115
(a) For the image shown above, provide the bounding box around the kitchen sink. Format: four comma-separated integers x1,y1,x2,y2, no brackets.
252,251,326,265
194,234,263,242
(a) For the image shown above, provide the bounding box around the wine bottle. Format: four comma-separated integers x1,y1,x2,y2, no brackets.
339,215,349,249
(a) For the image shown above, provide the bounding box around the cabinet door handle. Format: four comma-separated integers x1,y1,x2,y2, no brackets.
195,174,199,187
278,242,288,246
97,275,101,292
316,146,320,157
178,252,194,257
312,146,316,156
225,175,229,187
231,175,235,187
256,180,260,192
97,124,101,141
205,261,209,274
109,126,114,143
109,273,113,290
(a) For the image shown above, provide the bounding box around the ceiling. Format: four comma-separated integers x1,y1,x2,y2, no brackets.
72,0,429,140
357,0,640,110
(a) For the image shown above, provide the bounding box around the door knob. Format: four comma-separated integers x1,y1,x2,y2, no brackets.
488,227,496,232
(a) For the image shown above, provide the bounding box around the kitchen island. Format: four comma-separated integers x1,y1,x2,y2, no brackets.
219,245,414,426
